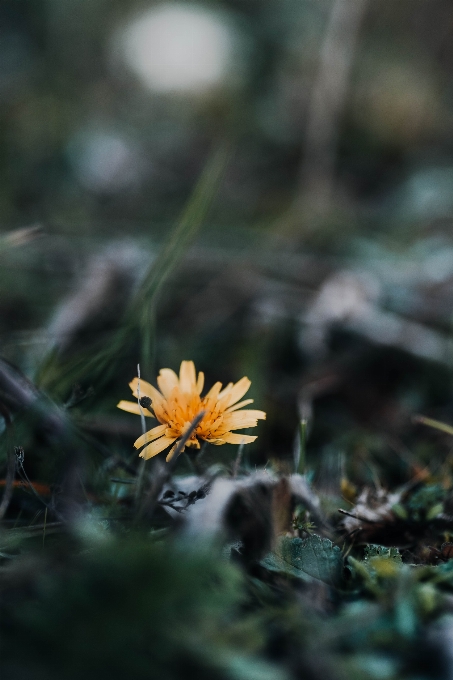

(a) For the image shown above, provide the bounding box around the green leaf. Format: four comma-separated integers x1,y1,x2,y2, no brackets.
364,545,402,562
261,534,343,586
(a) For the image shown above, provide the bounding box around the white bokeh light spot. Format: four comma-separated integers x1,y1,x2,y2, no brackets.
68,129,145,193
121,3,234,93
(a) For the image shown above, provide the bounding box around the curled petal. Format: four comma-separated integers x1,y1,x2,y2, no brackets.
117,400,153,416
139,436,178,460
134,424,167,450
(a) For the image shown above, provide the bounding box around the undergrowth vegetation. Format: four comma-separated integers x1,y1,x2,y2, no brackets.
3,157,453,680
4,1,453,679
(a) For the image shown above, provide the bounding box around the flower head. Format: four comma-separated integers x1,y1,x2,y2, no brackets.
117,360,266,461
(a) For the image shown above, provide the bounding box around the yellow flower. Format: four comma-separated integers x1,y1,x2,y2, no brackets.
117,360,266,461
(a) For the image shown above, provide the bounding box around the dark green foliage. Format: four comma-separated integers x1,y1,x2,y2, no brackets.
405,485,446,522
364,545,402,562
261,535,344,586
4,2,453,679
0,539,284,680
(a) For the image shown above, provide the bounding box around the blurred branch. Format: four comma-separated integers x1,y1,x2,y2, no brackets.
296,0,368,219
0,405,13,520
413,414,453,437
0,225,42,251
0,360,87,521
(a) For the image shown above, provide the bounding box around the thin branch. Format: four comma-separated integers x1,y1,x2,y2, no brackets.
232,441,245,478
338,508,377,524
136,411,205,523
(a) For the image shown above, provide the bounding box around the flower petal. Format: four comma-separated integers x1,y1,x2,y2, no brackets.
225,399,254,413
179,360,197,393
151,397,168,424
157,368,179,398
217,382,233,400
202,381,222,406
218,433,257,445
224,377,251,407
222,411,266,431
139,436,177,460
224,422,262,431
130,378,167,423
196,371,204,394
134,424,167,449
129,377,163,403
117,400,153,416
224,409,266,423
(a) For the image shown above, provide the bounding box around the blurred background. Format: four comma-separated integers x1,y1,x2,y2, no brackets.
3,0,453,484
